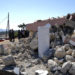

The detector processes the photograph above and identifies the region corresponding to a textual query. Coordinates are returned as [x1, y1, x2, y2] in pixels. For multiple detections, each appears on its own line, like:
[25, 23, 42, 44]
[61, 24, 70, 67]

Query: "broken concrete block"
[3, 55, 16, 66]
[35, 70, 48, 75]
[38, 26, 50, 58]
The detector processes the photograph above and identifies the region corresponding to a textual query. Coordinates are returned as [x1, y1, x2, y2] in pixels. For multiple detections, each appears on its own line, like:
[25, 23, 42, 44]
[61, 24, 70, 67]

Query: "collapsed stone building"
[0, 13, 75, 75]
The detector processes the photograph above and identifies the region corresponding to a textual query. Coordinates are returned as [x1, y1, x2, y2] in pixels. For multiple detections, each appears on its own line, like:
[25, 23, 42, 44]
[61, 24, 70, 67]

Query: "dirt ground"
[0, 39, 19, 45]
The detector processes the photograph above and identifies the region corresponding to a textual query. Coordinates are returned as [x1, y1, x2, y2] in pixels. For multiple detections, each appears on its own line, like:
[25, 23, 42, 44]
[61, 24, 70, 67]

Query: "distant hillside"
[0, 29, 6, 32]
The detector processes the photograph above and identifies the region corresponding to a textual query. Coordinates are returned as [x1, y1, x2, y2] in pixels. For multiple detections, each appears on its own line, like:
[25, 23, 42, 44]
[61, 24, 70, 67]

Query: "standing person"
[9, 29, 15, 42]
[18, 30, 21, 40]
[21, 30, 25, 38]
[9, 30, 12, 42]
[12, 29, 15, 42]
[21, 29, 23, 38]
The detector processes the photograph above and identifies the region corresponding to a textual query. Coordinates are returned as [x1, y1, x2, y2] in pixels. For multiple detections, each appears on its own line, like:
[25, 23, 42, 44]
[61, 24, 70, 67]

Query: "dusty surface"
[0, 39, 18, 45]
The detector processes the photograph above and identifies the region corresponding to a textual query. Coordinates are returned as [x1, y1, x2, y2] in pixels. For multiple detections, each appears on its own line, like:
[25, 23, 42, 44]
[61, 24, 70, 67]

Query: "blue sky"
[0, 0, 75, 29]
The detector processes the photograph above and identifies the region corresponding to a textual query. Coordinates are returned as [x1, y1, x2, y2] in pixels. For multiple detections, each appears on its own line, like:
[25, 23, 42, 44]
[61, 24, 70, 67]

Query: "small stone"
[55, 48, 66, 58]
[2, 55, 16, 66]
[48, 59, 58, 71]
[54, 57, 59, 64]
[26, 63, 32, 68]
[0, 45, 4, 54]
[52, 66, 62, 72]
[66, 49, 72, 55]
[65, 55, 75, 62]
[54, 71, 63, 75]
[58, 59, 64, 64]
[35, 70, 48, 75]
[43, 49, 55, 59]
[69, 62, 75, 75]
[13, 67, 20, 75]
[31, 59, 40, 65]
[61, 61, 72, 74]
[30, 38, 38, 50]
[0, 59, 3, 64]
[21, 72, 28, 75]
[64, 44, 70, 51]
[72, 50, 75, 58]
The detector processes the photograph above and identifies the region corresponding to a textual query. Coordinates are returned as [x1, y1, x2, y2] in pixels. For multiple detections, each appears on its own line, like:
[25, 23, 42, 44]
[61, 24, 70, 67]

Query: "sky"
[0, 0, 75, 30]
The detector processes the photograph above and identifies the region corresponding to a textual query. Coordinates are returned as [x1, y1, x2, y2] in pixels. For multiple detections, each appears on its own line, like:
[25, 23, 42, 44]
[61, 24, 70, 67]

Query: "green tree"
[18, 23, 26, 30]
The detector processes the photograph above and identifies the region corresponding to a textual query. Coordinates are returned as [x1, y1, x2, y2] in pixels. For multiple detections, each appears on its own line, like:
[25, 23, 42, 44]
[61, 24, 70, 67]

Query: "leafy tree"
[18, 23, 26, 30]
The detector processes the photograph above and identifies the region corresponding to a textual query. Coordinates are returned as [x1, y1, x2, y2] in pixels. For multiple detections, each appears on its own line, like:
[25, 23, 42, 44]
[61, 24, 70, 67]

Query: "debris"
[66, 49, 72, 55]
[48, 59, 58, 71]
[65, 55, 75, 62]
[61, 61, 72, 74]
[0, 45, 4, 55]
[21, 72, 28, 75]
[30, 38, 38, 50]
[13, 67, 20, 75]
[26, 63, 32, 68]
[54, 47, 66, 58]
[0, 70, 17, 75]
[1, 18, 75, 75]
[72, 50, 75, 58]
[44, 49, 55, 59]
[2, 55, 16, 66]
[35, 70, 48, 75]
[69, 62, 75, 75]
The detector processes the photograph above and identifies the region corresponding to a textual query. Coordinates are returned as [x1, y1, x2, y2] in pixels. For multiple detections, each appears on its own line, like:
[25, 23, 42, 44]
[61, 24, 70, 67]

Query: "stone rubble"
[69, 62, 75, 75]
[61, 61, 72, 74]
[54, 47, 66, 58]
[0, 37, 75, 75]
[2, 55, 16, 66]
[0, 20, 75, 75]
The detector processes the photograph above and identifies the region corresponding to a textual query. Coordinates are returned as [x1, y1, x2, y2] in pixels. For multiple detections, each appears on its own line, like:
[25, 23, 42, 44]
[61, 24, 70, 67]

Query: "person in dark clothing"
[18, 30, 21, 40]
[11, 29, 15, 42]
[9, 30, 12, 42]
[9, 29, 15, 42]
[21, 30, 25, 38]
[25, 30, 29, 38]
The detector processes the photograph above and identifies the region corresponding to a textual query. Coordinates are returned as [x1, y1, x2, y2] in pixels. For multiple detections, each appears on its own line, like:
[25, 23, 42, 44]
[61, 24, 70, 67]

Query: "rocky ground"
[0, 38, 48, 75]
[0, 37, 75, 75]
[0, 19, 75, 75]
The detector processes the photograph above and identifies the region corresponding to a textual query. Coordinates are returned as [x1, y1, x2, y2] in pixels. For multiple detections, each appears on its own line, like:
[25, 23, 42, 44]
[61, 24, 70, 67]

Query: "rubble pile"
[10, 38, 35, 61]
[47, 44, 75, 75]
[0, 19, 75, 75]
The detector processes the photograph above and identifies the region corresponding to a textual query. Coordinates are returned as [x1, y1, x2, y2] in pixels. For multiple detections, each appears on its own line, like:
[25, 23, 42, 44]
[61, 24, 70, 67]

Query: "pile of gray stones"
[0, 35, 75, 75]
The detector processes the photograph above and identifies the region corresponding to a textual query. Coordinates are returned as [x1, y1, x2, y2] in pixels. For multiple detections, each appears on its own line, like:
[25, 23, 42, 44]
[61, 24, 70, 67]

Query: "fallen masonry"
[0, 19, 75, 75]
